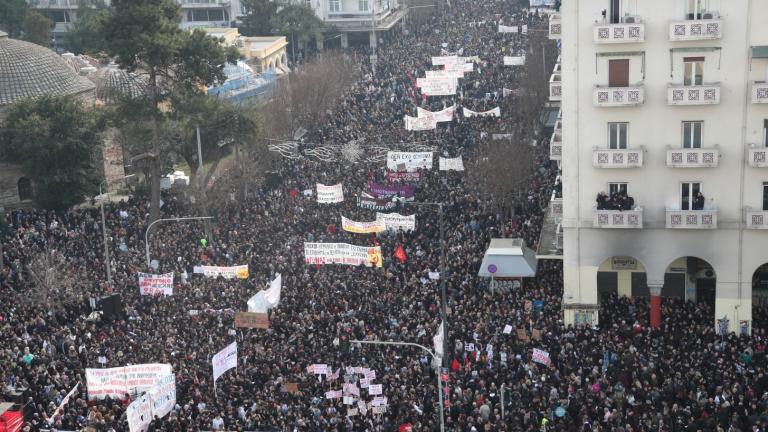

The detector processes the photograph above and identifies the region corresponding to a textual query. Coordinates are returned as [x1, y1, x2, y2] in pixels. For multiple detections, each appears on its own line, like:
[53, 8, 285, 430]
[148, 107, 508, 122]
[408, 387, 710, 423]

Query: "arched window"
[17, 177, 32, 201]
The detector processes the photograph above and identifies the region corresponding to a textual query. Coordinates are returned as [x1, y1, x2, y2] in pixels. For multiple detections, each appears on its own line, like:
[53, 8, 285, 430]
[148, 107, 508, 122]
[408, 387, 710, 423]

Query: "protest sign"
[282, 383, 299, 393]
[316, 183, 344, 203]
[416, 77, 458, 96]
[532, 348, 551, 366]
[212, 342, 237, 383]
[325, 390, 343, 399]
[503, 55, 526, 66]
[503, 324, 513, 334]
[341, 216, 386, 234]
[428, 271, 440, 280]
[462, 107, 501, 118]
[246, 273, 282, 313]
[357, 195, 398, 211]
[200, 265, 249, 280]
[404, 115, 437, 131]
[425, 69, 463, 80]
[498, 24, 519, 33]
[516, 329, 529, 342]
[439, 156, 465, 171]
[234, 311, 270, 329]
[444, 62, 473, 74]
[147, 374, 176, 419]
[304, 243, 383, 268]
[532, 329, 542, 340]
[138, 272, 174, 296]
[367, 182, 414, 199]
[386, 151, 433, 171]
[85, 364, 173, 400]
[417, 105, 456, 123]
[45, 383, 79, 425]
[386, 171, 421, 182]
[431, 55, 459, 65]
[127, 393, 151, 432]
[368, 384, 383, 395]
[376, 212, 416, 231]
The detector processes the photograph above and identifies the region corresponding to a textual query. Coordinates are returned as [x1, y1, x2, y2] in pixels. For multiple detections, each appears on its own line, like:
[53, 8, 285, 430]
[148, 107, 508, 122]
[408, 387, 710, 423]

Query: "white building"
[556, 0, 768, 333]
[305, 0, 405, 49]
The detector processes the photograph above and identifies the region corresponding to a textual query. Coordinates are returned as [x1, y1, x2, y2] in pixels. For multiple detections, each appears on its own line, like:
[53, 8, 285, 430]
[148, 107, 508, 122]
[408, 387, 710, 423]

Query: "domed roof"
[90, 63, 148, 104]
[0, 32, 96, 107]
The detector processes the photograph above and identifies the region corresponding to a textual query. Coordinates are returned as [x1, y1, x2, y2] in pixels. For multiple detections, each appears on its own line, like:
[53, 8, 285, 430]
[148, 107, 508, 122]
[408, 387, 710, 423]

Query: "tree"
[467, 136, 535, 215]
[65, 0, 111, 55]
[239, 0, 277, 37]
[0, 0, 28, 37]
[270, 3, 324, 59]
[101, 0, 240, 223]
[0, 96, 103, 210]
[23, 248, 84, 309]
[22, 10, 52, 47]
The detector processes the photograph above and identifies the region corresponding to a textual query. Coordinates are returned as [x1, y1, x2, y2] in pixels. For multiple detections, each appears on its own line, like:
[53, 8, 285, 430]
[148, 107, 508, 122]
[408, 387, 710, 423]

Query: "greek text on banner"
[138, 272, 174, 296]
[341, 216, 386, 234]
[304, 243, 383, 268]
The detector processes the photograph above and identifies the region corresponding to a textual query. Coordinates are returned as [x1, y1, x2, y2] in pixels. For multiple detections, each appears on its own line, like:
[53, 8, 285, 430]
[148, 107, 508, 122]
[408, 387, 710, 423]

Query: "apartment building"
[554, 0, 768, 333]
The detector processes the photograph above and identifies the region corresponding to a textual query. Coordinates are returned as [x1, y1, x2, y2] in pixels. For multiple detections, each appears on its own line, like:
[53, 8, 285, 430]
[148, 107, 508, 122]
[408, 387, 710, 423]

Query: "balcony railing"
[549, 130, 562, 161]
[593, 21, 645, 44]
[748, 146, 768, 168]
[666, 147, 720, 168]
[549, 73, 562, 102]
[593, 148, 643, 168]
[28, 0, 77, 8]
[667, 84, 720, 105]
[550, 195, 563, 218]
[752, 82, 768, 104]
[746, 208, 768, 229]
[594, 208, 643, 229]
[549, 13, 561, 40]
[669, 18, 722, 41]
[666, 209, 718, 229]
[593, 85, 644, 107]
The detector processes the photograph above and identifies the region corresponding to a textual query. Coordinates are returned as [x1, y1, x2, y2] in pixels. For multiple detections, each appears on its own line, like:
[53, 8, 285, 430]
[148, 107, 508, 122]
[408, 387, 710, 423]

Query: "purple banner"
[367, 182, 415, 199]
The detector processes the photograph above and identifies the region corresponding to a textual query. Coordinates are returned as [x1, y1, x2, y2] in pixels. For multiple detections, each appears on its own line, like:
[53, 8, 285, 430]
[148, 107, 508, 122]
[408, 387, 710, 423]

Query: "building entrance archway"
[752, 263, 768, 332]
[663, 256, 716, 306]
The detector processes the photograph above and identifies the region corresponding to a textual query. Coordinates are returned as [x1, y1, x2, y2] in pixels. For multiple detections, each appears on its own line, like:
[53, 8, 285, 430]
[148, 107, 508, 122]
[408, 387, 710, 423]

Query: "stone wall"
[0, 162, 27, 207]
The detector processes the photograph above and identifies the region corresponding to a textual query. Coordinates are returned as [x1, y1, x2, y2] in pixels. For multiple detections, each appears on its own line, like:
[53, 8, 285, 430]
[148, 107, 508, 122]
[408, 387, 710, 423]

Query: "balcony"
[666, 209, 718, 229]
[27, 0, 77, 8]
[593, 85, 644, 107]
[549, 72, 562, 102]
[549, 129, 562, 161]
[548, 13, 561, 40]
[669, 18, 722, 41]
[748, 146, 768, 168]
[593, 148, 643, 168]
[594, 208, 643, 229]
[179, 0, 230, 6]
[593, 20, 645, 44]
[666, 147, 720, 168]
[746, 208, 768, 229]
[667, 84, 720, 105]
[752, 82, 768, 104]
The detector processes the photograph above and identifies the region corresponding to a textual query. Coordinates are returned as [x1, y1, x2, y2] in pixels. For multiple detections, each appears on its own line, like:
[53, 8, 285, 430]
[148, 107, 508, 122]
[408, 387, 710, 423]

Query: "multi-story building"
[306, 0, 405, 49]
[557, 0, 768, 333]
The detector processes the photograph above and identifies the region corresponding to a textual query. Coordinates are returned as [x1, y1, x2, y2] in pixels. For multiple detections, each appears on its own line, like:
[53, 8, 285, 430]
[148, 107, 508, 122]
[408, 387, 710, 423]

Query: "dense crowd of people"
[2, 0, 768, 431]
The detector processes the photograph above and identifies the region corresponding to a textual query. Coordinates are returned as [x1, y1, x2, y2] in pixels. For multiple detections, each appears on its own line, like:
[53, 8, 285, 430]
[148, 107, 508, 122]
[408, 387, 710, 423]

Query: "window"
[687, 0, 709, 19]
[763, 182, 768, 211]
[609, 0, 621, 24]
[189, 9, 227, 22]
[609, 183, 628, 197]
[359, 0, 369, 11]
[17, 178, 32, 201]
[329, 0, 340, 12]
[608, 123, 628, 149]
[681, 182, 702, 210]
[682, 121, 703, 149]
[684, 57, 704, 85]
[764, 119, 768, 147]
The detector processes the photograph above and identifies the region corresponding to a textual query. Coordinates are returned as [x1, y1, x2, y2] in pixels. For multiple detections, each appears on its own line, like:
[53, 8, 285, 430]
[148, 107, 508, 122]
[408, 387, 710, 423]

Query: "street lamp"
[404, 201, 448, 367]
[99, 174, 135, 291]
[350, 339, 445, 432]
[145, 216, 214, 267]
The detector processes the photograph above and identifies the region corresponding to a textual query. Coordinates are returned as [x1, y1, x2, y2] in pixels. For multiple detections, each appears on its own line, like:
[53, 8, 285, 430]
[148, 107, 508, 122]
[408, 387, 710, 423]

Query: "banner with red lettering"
[138, 272, 174, 296]
[85, 364, 173, 400]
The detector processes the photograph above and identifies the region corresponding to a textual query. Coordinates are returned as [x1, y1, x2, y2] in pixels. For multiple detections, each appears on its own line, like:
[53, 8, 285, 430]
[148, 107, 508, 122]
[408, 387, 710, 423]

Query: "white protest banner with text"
[498, 24, 519, 33]
[417, 105, 456, 123]
[341, 216, 386, 234]
[439, 156, 465, 171]
[316, 183, 344, 203]
[138, 272, 174, 296]
[403, 115, 437, 131]
[200, 265, 249, 280]
[127, 393, 152, 432]
[304, 243, 383, 268]
[86, 364, 173, 400]
[386, 151, 433, 171]
[212, 342, 238, 383]
[462, 107, 501, 118]
[375, 213, 416, 231]
[503, 55, 526, 66]
[147, 374, 176, 420]
[532, 348, 551, 366]
[431, 55, 459, 66]
[416, 77, 457, 96]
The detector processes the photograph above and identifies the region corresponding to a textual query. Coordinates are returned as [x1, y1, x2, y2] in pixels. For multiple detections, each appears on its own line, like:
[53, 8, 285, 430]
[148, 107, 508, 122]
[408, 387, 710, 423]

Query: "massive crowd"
[2, 0, 768, 431]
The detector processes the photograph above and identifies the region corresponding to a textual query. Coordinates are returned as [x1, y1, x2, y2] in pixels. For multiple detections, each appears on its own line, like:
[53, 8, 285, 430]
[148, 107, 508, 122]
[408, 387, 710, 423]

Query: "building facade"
[557, 0, 768, 333]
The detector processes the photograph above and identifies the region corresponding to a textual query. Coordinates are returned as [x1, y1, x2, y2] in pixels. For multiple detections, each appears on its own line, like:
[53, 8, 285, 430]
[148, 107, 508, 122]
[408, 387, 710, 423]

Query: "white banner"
[212, 342, 238, 383]
[147, 374, 176, 420]
[375, 213, 416, 231]
[247, 273, 282, 313]
[138, 272, 174, 296]
[431, 55, 459, 66]
[127, 393, 151, 432]
[433, 322, 444, 358]
[403, 115, 437, 131]
[200, 265, 248, 280]
[439, 156, 465, 171]
[503, 55, 526, 66]
[386, 151, 433, 171]
[425, 69, 463, 80]
[45, 383, 79, 425]
[462, 107, 501, 118]
[498, 24, 519, 33]
[304, 243, 383, 268]
[85, 364, 173, 400]
[417, 105, 456, 123]
[532, 348, 551, 366]
[316, 183, 344, 203]
[444, 62, 473, 73]
[416, 77, 457, 96]
[341, 216, 386, 234]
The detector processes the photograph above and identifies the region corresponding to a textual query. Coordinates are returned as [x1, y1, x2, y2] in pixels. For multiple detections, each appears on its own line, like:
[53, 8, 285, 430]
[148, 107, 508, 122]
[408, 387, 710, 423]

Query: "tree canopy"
[65, 0, 111, 55]
[239, 0, 278, 37]
[271, 3, 325, 44]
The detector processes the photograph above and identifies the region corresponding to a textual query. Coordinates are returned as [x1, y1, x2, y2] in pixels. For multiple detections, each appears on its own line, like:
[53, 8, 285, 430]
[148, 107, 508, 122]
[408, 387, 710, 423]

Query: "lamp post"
[350, 339, 445, 432]
[404, 201, 448, 367]
[145, 216, 214, 267]
[99, 175, 134, 291]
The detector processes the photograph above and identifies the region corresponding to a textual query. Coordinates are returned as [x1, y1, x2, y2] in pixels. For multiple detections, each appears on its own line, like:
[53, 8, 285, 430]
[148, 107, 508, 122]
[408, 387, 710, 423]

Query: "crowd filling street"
[3, 1, 768, 431]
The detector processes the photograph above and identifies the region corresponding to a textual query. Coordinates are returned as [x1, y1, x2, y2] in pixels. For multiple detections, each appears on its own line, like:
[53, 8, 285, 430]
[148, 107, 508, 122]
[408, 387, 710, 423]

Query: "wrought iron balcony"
[748, 146, 768, 168]
[667, 84, 720, 105]
[746, 208, 768, 229]
[669, 18, 722, 41]
[666, 209, 718, 229]
[593, 85, 644, 107]
[752, 82, 768, 104]
[549, 72, 562, 102]
[549, 130, 562, 161]
[594, 208, 643, 229]
[593, 148, 643, 168]
[593, 20, 645, 44]
[549, 13, 561, 40]
[666, 147, 720, 168]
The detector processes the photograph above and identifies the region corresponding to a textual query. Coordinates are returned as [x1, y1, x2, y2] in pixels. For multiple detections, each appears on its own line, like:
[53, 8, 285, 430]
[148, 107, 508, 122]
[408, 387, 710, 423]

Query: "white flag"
[247, 274, 282, 313]
[212, 342, 237, 382]
[433, 322, 444, 358]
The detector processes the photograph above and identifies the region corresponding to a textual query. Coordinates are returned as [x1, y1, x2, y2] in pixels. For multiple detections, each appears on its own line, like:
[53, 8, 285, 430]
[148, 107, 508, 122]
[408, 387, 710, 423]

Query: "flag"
[433, 322, 444, 358]
[212, 342, 237, 383]
[46, 383, 80, 424]
[393, 244, 407, 263]
[247, 274, 282, 313]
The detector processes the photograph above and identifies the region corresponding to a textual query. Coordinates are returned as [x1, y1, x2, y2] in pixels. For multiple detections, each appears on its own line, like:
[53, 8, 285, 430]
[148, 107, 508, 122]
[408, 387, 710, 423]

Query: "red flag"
[451, 358, 460, 372]
[393, 244, 407, 263]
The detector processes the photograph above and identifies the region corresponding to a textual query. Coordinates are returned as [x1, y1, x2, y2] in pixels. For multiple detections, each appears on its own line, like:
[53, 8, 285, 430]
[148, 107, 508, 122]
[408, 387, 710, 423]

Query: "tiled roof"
[90, 64, 148, 103]
[0, 35, 96, 106]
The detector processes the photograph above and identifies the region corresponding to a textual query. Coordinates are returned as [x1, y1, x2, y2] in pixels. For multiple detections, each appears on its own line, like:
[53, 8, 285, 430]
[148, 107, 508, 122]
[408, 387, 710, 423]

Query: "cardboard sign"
[282, 383, 299, 394]
[532, 329, 542, 340]
[517, 329, 529, 342]
[234, 311, 270, 329]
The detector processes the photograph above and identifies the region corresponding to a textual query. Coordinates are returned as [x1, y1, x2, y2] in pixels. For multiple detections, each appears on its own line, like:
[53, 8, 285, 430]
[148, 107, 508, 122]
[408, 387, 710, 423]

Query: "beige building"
[203, 28, 289, 73]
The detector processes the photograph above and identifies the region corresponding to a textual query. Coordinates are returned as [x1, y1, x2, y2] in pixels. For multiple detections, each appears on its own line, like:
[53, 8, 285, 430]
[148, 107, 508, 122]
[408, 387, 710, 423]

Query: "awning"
[478, 238, 538, 278]
[753, 46, 768, 59]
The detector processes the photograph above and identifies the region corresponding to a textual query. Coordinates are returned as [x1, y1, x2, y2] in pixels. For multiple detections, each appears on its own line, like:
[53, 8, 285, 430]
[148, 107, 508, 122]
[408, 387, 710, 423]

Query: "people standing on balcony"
[596, 191, 610, 209]
[693, 191, 706, 210]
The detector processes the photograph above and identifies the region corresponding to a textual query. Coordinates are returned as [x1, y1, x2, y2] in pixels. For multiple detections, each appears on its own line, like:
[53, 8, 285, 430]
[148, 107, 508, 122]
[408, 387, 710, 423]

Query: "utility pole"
[370, 0, 377, 74]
